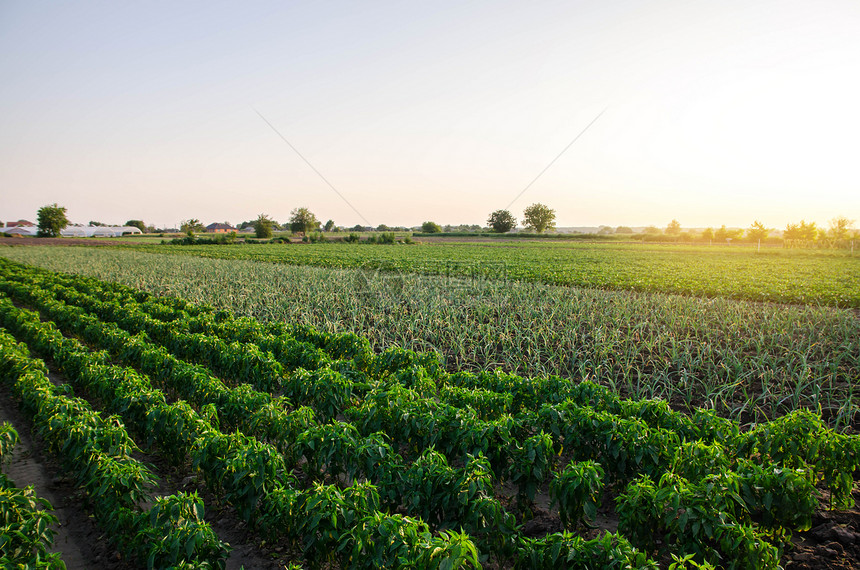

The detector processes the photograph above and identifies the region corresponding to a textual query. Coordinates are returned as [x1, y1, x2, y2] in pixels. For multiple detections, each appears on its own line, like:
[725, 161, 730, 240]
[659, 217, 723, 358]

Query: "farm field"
[0, 256, 859, 569]
[119, 240, 860, 308]
[2, 245, 858, 430]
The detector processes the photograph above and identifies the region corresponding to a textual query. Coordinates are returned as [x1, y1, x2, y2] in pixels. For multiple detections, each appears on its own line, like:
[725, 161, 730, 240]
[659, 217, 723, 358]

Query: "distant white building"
[4, 226, 37, 236]
[61, 226, 89, 238]
[60, 226, 142, 238]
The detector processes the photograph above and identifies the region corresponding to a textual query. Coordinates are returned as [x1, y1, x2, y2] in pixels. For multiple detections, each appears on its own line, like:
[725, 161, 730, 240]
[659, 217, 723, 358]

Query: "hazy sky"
[2, 0, 859, 229]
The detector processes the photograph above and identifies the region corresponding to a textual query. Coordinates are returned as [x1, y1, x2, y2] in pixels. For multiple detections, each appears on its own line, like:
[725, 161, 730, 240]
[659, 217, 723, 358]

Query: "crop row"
[0, 422, 65, 569]
[0, 328, 229, 569]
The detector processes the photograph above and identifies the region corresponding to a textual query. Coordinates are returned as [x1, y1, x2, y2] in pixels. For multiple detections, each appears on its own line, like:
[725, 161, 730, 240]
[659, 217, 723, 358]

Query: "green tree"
[487, 209, 516, 233]
[828, 216, 855, 240]
[715, 225, 743, 242]
[783, 222, 801, 240]
[180, 219, 205, 235]
[643, 225, 662, 235]
[522, 203, 556, 233]
[36, 203, 69, 237]
[784, 220, 818, 241]
[746, 220, 770, 242]
[253, 213, 274, 238]
[88, 220, 106, 227]
[700, 227, 715, 241]
[421, 221, 442, 233]
[324, 219, 335, 232]
[666, 219, 682, 236]
[125, 220, 146, 232]
[615, 226, 633, 234]
[290, 207, 319, 234]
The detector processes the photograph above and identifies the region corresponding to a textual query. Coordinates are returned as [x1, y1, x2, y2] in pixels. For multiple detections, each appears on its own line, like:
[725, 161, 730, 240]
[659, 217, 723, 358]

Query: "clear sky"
[2, 0, 859, 230]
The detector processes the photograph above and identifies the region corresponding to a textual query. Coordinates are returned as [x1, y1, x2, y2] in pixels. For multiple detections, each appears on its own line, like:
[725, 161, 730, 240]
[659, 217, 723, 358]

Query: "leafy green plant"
[549, 460, 604, 529]
[515, 531, 657, 569]
[0, 477, 65, 569]
[133, 492, 230, 569]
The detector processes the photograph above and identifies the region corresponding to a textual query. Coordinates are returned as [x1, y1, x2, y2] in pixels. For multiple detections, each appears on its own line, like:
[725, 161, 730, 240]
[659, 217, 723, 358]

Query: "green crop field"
[1, 255, 859, 569]
[2, 245, 858, 430]
[116, 240, 860, 307]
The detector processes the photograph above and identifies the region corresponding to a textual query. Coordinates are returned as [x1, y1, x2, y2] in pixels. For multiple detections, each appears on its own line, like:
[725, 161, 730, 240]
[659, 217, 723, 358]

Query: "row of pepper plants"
[2, 258, 859, 568]
[0, 328, 229, 569]
[0, 421, 65, 569]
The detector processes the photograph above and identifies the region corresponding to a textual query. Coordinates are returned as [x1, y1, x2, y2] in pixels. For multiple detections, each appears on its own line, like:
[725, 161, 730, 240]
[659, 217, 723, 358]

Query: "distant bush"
[166, 232, 237, 246]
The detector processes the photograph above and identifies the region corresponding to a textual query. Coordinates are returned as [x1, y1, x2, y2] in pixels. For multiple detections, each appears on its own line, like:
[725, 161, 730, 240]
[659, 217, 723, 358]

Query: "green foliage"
[784, 220, 818, 241]
[36, 203, 69, 237]
[516, 531, 657, 569]
[290, 207, 319, 234]
[421, 221, 442, 233]
[0, 479, 65, 569]
[506, 432, 554, 510]
[134, 492, 230, 569]
[125, 220, 146, 232]
[180, 219, 205, 235]
[746, 220, 770, 242]
[550, 460, 605, 529]
[522, 203, 555, 233]
[0, 423, 18, 461]
[828, 216, 855, 240]
[617, 472, 781, 569]
[487, 209, 516, 233]
[253, 213, 274, 238]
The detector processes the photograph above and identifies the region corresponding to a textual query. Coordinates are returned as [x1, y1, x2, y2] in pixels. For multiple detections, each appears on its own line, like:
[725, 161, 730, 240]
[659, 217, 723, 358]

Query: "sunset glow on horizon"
[2, 0, 858, 230]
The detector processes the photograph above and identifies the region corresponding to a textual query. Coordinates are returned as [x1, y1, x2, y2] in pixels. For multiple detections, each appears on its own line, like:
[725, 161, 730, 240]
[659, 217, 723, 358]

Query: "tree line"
[17, 203, 858, 245]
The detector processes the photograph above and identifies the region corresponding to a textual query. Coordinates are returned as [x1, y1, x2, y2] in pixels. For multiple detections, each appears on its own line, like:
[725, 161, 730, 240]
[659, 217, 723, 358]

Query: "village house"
[206, 223, 236, 233]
